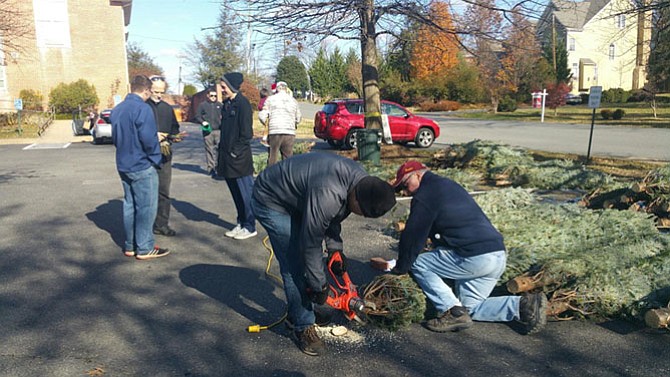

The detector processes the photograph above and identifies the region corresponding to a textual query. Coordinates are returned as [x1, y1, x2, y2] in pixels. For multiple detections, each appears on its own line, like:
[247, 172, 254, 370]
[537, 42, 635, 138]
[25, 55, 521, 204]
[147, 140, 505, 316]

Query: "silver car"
[91, 109, 112, 144]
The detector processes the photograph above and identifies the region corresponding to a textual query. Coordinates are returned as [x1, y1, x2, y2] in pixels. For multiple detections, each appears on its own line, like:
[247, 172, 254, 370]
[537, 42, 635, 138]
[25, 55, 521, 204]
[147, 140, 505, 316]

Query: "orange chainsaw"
[324, 250, 375, 323]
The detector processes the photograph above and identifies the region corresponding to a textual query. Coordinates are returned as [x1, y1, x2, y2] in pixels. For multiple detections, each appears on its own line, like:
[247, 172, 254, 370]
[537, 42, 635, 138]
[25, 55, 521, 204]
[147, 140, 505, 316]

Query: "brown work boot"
[292, 325, 326, 356]
[425, 306, 473, 333]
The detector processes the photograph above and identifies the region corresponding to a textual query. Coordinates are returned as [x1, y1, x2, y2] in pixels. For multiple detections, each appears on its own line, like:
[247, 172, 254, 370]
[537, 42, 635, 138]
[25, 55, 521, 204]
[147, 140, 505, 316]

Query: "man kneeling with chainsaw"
[390, 161, 548, 335]
[251, 153, 396, 356]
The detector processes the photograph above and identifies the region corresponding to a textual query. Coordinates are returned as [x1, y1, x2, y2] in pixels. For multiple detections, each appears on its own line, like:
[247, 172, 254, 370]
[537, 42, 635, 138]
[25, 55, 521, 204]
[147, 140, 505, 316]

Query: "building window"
[609, 44, 615, 60]
[569, 38, 575, 51]
[33, 0, 71, 48]
[616, 15, 626, 29]
[572, 63, 579, 79]
[594, 66, 598, 82]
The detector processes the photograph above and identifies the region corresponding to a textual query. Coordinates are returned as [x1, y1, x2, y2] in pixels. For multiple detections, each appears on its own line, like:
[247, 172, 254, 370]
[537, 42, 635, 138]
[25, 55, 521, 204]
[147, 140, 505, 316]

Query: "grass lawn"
[453, 102, 670, 128]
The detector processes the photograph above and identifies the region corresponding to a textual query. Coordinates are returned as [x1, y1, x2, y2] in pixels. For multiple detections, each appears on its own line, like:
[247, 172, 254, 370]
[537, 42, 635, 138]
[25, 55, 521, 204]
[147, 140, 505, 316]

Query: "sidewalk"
[0, 119, 92, 145]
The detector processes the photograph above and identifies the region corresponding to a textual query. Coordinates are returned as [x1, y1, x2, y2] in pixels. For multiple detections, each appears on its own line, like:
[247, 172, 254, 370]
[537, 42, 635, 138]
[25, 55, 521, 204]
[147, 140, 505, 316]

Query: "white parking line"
[23, 143, 71, 150]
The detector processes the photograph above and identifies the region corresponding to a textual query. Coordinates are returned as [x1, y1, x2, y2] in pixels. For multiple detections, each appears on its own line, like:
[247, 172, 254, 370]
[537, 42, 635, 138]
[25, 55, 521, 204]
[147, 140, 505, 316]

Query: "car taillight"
[97, 118, 106, 124]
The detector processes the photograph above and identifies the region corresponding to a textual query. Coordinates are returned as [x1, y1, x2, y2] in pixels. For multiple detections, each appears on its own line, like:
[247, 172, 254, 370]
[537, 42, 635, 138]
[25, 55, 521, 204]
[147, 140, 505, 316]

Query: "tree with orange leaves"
[410, 1, 459, 82]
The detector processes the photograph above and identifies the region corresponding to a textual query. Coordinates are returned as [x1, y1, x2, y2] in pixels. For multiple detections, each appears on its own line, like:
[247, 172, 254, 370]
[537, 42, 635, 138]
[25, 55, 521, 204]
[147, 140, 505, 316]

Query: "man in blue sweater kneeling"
[390, 161, 547, 335]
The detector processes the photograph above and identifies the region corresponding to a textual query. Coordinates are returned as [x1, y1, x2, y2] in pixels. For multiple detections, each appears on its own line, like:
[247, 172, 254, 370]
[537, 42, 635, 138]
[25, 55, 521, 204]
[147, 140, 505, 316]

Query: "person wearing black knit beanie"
[251, 153, 396, 356]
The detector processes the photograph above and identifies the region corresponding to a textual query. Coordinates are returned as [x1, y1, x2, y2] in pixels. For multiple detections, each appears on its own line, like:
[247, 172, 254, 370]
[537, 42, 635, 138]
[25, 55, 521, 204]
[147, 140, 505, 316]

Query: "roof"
[551, 0, 610, 30]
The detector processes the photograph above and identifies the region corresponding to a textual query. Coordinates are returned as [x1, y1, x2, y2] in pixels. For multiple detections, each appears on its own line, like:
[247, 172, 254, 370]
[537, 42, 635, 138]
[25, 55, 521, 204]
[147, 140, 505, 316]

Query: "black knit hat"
[220, 72, 243, 93]
[355, 176, 396, 218]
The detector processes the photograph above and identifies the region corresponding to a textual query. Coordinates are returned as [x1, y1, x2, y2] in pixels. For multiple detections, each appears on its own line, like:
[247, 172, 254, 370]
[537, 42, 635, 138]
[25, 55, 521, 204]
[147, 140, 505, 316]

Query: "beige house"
[0, 0, 132, 111]
[537, 0, 650, 94]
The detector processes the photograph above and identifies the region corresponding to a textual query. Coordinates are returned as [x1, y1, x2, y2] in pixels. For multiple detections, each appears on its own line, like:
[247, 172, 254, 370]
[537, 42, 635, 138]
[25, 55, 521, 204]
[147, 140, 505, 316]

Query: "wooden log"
[657, 217, 670, 228]
[644, 308, 670, 329]
[546, 300, 572, 317]
[507, 274, 543, 294]
[631, 182, 647, 193]
[394, 221, 405, 233]
[495, 179, 512, 187]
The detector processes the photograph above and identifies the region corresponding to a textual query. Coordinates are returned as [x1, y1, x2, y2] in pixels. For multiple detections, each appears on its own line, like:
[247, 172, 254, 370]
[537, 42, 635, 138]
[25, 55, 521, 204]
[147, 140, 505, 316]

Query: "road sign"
[588, 86, 602, 109]
[14, 98, 23, 110]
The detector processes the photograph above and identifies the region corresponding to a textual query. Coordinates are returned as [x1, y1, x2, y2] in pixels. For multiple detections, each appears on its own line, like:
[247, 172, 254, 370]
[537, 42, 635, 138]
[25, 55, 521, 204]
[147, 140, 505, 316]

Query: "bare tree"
[0, 0, 32, 61]
[223, 0, 542, 131]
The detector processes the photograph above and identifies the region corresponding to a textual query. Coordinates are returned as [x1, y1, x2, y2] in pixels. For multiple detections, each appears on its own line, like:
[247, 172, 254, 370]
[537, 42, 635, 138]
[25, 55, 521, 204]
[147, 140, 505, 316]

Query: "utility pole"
[552, 14, 557, 73]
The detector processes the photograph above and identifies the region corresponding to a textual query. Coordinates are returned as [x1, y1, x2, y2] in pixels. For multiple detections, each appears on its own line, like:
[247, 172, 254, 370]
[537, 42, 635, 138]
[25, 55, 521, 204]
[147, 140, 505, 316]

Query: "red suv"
[313, 99, 440, 149]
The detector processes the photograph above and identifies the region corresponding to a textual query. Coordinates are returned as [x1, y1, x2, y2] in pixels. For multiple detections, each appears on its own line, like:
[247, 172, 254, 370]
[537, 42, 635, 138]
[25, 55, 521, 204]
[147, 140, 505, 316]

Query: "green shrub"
[612, 109, 626, 120]
[419, 100, 461, 112]
[183, 84, 197, 97]
[602, 88, 631, 103]
[48, 79, 98, 114]
[497, 96, 517, 112]
[601, 109, 613, 120]
[19, 89, 44, 111]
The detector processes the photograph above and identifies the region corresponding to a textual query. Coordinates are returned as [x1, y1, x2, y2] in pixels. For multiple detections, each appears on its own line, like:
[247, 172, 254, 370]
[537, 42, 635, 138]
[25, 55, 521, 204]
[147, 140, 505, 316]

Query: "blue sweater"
[394, 172, 505, 274]
[111, 94, 161, 173]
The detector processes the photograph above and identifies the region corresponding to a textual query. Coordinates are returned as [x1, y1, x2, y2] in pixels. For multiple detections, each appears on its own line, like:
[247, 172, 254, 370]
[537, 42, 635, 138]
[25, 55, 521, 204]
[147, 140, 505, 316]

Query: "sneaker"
[153, 226, 176, 237]
[225, 224, 243, 238]
[425, 306, 473, 333]
[519, 292, 548, 335]
[233, 228, 257, 240]
[292, 325, 326, 356]
[135, 247, 170, 260]
[124, 250, 135, 257]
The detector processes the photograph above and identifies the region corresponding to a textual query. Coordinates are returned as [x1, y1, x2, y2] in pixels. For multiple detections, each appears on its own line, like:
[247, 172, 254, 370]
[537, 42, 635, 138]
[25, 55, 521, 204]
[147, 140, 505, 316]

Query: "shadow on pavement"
[172, 198, 233, 229]
[85, 199, 124, 249]
[180, 264, 286, 331]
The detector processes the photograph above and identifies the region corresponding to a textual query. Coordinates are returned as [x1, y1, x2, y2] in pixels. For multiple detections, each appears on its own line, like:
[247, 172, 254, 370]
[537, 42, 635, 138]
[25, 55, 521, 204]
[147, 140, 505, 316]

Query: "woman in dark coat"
[217, 72, 257, 240]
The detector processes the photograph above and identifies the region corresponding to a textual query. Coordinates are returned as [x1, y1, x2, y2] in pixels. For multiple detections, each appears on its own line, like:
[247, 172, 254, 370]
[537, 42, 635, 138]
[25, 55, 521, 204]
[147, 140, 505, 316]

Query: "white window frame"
[609, 44, 615, 60]
[572, 63, 579, 79]
[33, 0, 71, 48]
[616, 15, 626, 29]
[569, 38, 575, 51]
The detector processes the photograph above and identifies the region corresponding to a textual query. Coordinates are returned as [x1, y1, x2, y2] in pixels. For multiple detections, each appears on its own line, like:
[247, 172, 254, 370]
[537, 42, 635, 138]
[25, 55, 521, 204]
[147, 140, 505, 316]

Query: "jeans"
[203, 130, 220, 171]
[155, 156, 172, 230]
[225, 175, 256, 232]
[412, 248, 520, 322]
[251, 196, 314, 331]
[119, 166, 159, 253]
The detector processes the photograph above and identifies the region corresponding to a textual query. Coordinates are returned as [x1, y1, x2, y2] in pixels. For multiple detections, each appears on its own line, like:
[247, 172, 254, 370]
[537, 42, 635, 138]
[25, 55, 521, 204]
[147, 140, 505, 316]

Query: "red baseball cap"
[391, 160, 427, 188]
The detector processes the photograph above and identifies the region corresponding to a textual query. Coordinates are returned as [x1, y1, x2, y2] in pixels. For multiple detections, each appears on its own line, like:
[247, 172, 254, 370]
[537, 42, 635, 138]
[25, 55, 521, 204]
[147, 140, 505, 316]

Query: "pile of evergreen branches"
[476, 188, 670, 321]
[431, 140, 620, 191]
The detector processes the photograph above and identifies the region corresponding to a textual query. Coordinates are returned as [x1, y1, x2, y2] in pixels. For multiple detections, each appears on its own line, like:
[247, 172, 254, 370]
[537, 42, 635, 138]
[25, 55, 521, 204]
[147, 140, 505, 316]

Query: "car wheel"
[344, 129, 358, 150]
[414, 127, 435, 148]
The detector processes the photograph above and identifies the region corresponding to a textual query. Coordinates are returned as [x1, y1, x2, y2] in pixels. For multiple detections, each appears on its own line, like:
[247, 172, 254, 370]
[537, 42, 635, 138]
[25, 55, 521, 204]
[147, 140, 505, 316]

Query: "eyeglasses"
[208, 94, 217, 98]
[149, 76, 165, 82]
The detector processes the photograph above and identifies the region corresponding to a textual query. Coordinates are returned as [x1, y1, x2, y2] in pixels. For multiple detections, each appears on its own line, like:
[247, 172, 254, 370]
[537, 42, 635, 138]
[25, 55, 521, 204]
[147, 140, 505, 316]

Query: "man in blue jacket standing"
[390, 161, 546, 334]
[111, 75, 169, 260]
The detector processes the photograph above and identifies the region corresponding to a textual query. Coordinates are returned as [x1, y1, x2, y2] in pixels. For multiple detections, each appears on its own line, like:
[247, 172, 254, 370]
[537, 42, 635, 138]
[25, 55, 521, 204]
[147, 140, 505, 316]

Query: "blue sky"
[127, 0, 226, 93]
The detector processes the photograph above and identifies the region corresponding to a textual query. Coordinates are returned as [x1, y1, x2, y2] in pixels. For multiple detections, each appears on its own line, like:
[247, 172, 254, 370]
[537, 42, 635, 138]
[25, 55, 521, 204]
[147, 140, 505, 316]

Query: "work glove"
[306, 284, 329, 305]
[327, 250, 347, 276]
[201, 121, 211, 133]
[160, 140, 171, 156]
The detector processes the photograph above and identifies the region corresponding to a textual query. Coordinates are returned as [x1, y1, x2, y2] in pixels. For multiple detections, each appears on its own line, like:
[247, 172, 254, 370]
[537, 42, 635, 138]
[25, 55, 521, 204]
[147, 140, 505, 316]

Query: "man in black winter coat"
[195, 88, 222, 176]
[217, 72, 257, 240]
[146, 76, 181, 237]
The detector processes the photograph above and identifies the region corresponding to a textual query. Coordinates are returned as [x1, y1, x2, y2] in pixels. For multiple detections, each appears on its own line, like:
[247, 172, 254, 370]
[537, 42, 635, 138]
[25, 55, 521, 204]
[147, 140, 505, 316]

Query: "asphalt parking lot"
[0, 122, 667, 376]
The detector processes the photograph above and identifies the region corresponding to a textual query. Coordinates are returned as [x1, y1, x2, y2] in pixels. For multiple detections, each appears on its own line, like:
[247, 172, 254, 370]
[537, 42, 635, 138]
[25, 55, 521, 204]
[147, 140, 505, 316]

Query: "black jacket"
[195, 100, 222, 130]
[146, 100, 180, 134]
[217, 93, 253, 178]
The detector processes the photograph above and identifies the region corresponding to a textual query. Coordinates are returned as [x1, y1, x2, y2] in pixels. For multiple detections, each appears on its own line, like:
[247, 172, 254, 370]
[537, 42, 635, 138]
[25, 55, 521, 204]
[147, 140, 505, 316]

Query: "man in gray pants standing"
[195, 88, 222, 177]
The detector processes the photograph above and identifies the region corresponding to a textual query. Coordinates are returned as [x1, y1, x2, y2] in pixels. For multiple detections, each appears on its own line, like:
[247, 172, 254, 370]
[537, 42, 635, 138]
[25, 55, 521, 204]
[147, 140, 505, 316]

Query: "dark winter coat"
[217, 93, 254, 178]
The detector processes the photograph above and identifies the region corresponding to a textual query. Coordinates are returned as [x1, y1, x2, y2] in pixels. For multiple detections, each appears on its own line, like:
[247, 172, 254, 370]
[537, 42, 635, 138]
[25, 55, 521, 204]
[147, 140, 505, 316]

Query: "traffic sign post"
[586, 86, 602, 164]
[14, 99, 23, 136]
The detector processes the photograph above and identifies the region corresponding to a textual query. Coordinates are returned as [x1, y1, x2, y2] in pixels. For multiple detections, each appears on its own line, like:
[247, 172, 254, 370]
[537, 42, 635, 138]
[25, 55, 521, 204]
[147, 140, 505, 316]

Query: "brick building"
[0, 0, 131, 111]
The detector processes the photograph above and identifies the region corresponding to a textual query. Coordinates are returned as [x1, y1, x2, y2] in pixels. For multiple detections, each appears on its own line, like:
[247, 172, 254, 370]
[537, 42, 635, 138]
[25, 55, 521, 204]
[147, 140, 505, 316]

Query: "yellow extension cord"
[246, 236, 288, 332]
